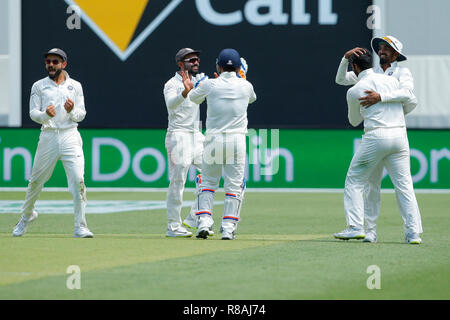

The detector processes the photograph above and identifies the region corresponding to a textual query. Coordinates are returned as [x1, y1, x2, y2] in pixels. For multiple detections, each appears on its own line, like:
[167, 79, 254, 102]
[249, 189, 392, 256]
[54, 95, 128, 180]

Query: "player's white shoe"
[166, 225, 193, 238]
[74, 226, 94, 238]
[12, 211, 38, 237]
[183, 212, 199, 230]
[405, 232, 422, 244]
[220, 223, 236, 240]
[333, 227, 365, 240]
[363, 232, 377, 243]
[196, 215, 214, 239]
[196, 227, 215, 239]
[195, 221, 215, 238]
[221, 230, 235, 240]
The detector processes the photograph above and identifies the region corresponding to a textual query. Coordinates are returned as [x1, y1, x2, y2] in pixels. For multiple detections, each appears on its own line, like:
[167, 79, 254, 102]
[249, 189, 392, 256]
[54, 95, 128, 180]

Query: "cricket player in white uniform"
[335, 35, 422, 243]
[13, 48, 93, 238]
[163, 48, 209, 237]
[180, 48, 256, 240]
[333, 50, 423, 244]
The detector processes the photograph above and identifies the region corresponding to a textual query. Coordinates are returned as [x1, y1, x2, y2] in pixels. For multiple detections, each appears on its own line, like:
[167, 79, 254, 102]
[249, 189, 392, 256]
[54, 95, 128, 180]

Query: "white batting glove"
[194, 73, 208, 88]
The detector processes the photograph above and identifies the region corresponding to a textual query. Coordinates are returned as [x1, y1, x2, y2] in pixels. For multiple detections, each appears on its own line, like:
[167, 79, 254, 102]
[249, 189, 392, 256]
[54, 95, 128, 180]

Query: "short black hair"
[222, 65, 238, 72]
[349, 49, 372, 71]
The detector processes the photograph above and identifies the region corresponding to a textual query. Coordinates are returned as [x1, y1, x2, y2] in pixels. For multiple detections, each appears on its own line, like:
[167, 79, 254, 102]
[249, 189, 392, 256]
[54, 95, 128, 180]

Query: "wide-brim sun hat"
[371, 35, 407, 61]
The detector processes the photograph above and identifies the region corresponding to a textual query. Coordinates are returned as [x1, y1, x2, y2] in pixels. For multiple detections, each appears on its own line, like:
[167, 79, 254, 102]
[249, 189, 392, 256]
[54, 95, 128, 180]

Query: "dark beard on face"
[184, 63, 199, 76]
[379, 57, 388, 65]
[48, 68, 62, 79]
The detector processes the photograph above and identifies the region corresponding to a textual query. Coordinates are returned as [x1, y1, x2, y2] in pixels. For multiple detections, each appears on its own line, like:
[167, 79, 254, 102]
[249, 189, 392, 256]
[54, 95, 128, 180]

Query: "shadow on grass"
[0, 233, 411, 245]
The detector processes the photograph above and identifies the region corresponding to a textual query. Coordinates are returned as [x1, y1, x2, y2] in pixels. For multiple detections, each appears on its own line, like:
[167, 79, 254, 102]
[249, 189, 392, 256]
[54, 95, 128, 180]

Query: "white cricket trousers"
[344, 128, 423, 235]
[363, 163, 383, 234]
[363, 162, 422, 234]
[22, 127, 88, 228]
[196, 133, 246, 230]
[165, 131, 204, 229]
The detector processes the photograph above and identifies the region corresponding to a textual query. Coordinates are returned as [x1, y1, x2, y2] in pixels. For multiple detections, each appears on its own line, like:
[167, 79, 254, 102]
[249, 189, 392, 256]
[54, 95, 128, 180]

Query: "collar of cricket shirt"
[175, 71, 193, 81]
[384, 61, 398, 74]
[46, 70, 71, 86]
[357, 68, 374, 80]
[220, 71, 237, 78]
[374, 61, 398, 75]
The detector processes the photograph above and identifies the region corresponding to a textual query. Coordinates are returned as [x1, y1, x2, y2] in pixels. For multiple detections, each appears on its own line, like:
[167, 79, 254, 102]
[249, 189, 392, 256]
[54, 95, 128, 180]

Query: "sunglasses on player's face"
[45, 59, 62, 65]
[183, 57, 200, 64]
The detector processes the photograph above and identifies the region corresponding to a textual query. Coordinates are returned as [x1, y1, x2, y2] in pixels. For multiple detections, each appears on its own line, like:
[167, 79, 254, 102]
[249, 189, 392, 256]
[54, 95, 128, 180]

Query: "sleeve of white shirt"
[29, 82, 52, 124]
[189, 79, 212, 104]
[247, 81, 257, 104]
[335, 57, 358, 86]
[380, 67, 414, 104]
[69, 82, 87, 122]
[163, 80, 185, 111]
[403, 92, 418, 115]
[346, 88, 364, 127]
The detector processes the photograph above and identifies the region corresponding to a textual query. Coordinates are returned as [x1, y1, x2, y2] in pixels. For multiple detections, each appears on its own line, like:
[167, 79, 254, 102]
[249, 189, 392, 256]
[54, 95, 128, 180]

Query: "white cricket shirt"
[346, 69, 417, 130]
[188, 72, 256, 134]
[336, 57, 415, 112]
[29, 71, 86, 130]
[163, 72, 206, 132]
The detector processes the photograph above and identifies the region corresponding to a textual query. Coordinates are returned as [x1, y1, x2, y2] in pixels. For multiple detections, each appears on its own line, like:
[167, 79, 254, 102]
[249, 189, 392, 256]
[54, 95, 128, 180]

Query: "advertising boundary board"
[0, 128, 449, 189]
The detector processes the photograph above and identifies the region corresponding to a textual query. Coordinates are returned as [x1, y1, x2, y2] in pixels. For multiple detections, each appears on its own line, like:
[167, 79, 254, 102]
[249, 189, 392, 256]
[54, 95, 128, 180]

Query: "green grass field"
[0, 190, 449, 300]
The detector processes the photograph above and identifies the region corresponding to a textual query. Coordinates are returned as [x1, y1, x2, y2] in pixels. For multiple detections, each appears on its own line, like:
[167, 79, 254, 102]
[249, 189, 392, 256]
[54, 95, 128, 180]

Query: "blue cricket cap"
[216, 48, 240, 69]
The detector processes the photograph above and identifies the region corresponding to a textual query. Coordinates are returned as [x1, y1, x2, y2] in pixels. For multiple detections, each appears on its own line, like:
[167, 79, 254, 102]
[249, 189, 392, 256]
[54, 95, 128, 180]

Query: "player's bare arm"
[46, 105, 56, 117]
[359, 90, 381, 107]
[344, 47, 367, 59]
[64, 98, 74, 113]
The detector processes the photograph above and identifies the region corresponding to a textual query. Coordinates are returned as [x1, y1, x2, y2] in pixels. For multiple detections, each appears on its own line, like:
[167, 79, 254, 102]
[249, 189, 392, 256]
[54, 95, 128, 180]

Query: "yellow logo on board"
[64, 0, 183, 61]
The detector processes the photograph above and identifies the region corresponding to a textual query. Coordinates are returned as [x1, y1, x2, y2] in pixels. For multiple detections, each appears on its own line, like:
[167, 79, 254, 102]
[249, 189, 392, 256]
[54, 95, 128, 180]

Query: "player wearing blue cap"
[180, 48, 256, 240]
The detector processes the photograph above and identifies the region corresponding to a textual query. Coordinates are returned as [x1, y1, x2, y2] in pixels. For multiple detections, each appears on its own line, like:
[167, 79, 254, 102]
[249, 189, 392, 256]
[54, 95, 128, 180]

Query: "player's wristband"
[237, 69, 246, 79]
[194, 75, 208, 88]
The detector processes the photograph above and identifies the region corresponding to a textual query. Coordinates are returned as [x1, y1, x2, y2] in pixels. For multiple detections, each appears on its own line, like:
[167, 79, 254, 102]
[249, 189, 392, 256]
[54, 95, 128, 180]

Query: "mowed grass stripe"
[0, 233, 328, 286]
[0, 191, 448, 299]
[1, 237, 448, 300]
